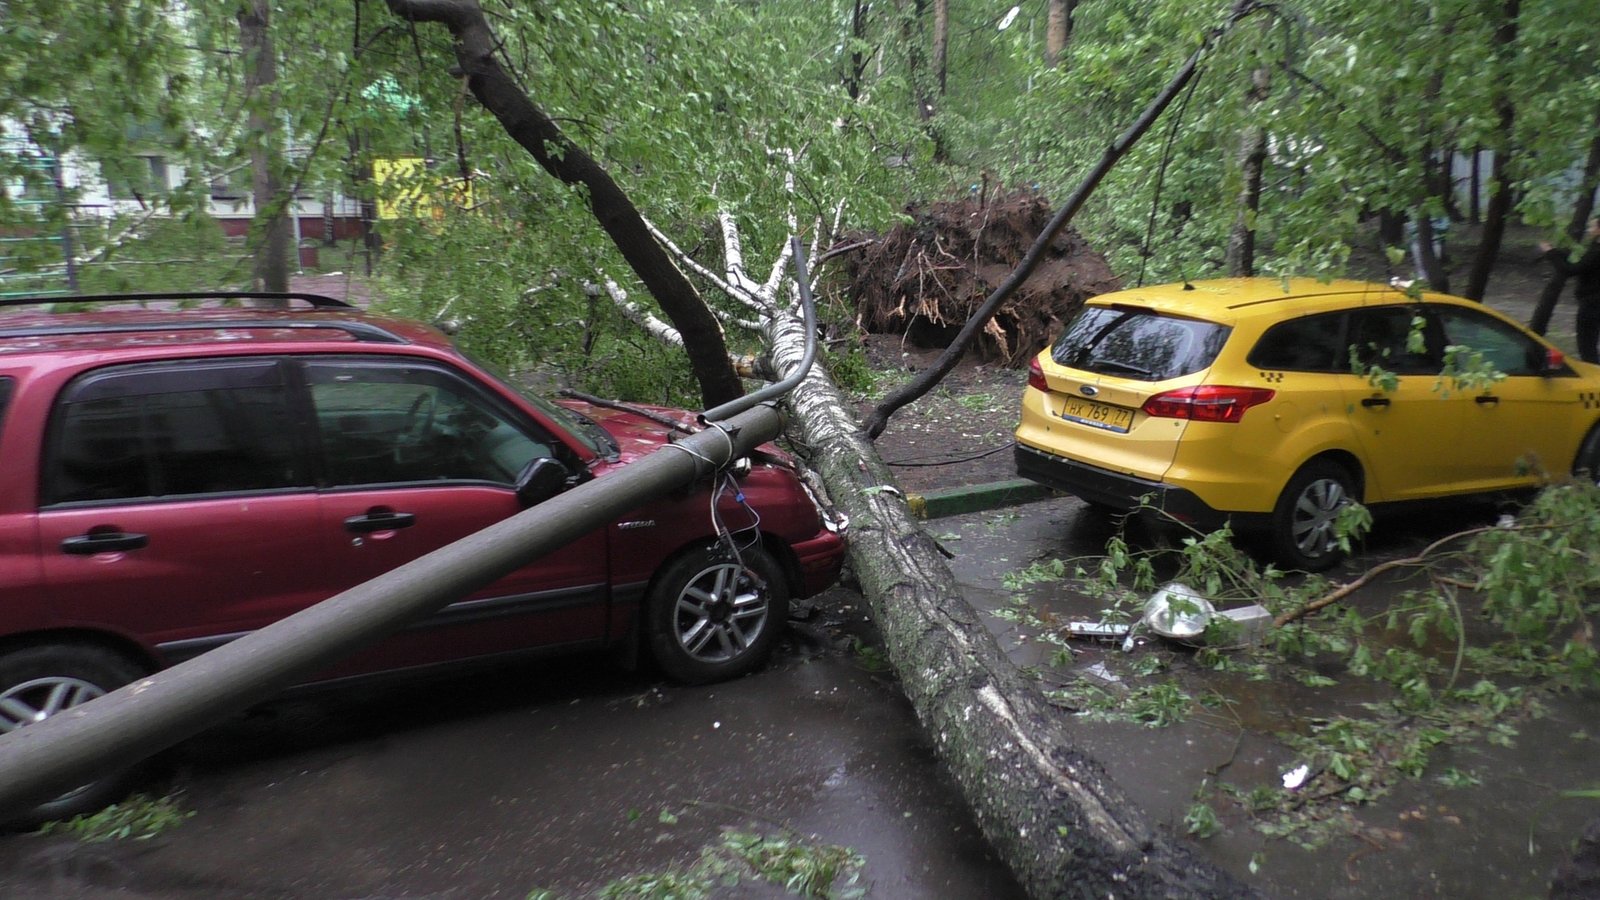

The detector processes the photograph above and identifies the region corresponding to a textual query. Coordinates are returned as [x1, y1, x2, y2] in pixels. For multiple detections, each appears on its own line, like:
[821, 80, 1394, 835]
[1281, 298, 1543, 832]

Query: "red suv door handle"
[61, 532, 149, 555]
[344, 510, 417, 533]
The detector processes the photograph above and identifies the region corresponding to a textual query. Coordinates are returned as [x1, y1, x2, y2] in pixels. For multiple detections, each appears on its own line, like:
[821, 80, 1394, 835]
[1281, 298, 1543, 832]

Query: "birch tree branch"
[718, 210, 751, 293]
[597, 276, 682, 347]
[748, 229, 1254, 899]
[641, 216, 765, 314]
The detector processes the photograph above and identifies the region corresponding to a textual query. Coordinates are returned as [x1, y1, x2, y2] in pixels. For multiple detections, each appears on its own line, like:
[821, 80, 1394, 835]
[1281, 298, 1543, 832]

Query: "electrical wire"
[1136, 63, 1208, 289]
[661, 426, 758, 572]
[884, 440, 1016, 468]
[709, 470, 761, 561]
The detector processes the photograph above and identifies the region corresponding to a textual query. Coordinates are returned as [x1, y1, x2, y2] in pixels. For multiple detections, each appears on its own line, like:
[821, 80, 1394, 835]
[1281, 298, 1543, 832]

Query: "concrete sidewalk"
[904, 475, 1052, 519]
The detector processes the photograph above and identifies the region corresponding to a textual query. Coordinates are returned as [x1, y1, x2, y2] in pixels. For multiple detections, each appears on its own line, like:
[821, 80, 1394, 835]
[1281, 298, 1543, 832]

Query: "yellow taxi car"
[1014, 278, 1600, 570]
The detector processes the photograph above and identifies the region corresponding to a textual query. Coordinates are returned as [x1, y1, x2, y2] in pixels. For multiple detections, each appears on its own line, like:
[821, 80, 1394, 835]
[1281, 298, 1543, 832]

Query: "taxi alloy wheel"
[1270, 460, 1356, 573]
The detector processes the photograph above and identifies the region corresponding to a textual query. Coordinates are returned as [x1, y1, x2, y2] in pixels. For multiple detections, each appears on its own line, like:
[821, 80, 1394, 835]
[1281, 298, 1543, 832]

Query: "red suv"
[0, 293, 845, 822]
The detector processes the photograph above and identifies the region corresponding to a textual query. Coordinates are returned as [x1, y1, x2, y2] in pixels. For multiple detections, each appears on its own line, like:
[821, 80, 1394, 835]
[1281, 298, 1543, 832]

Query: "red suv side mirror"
[515, 457, 571, 506]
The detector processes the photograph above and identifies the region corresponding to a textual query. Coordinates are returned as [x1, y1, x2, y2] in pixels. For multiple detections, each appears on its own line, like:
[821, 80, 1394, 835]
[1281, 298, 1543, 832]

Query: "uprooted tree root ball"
[844, 188, 1122, 367]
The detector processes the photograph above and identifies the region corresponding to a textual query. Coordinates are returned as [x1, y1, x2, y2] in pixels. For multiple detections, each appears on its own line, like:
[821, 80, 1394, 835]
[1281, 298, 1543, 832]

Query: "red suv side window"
[302, 358, 555, 487]
[42, 360, 306, 505]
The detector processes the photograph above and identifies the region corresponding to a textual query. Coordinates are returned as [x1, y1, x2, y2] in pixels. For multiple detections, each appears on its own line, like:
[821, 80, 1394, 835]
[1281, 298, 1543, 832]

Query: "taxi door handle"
[1360, 397, 1390, 408]
[1475, 395, 1500, 406]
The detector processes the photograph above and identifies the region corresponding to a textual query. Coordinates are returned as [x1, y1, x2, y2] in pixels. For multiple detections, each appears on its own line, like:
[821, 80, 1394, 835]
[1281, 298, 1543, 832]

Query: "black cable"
[884, 440, 1016, 468]
[1136, 63, 1208, 288]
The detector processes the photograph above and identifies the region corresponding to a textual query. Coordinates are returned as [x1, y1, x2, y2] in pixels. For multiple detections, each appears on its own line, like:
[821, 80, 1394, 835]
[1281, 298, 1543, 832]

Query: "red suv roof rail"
[0, 291, 354, 310]
[0, 318, 409, 344]
[0, 292, 407, 344]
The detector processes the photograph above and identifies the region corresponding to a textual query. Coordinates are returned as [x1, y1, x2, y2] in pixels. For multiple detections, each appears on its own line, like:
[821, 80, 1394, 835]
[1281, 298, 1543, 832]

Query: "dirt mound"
[844, 189, 1120, 367]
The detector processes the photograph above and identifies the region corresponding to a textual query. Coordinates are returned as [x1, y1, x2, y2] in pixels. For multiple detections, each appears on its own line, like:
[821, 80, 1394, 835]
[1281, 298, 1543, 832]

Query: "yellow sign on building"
[373, 158, 473, 220]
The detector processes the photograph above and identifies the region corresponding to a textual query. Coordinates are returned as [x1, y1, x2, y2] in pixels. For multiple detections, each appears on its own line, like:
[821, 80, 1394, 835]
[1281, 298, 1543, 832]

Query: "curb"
[905, 479, 1056, 519]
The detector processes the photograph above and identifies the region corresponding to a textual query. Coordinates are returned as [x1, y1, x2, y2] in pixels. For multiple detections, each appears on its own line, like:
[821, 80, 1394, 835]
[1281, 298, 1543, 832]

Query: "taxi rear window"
[1050, 306, 1229, 381]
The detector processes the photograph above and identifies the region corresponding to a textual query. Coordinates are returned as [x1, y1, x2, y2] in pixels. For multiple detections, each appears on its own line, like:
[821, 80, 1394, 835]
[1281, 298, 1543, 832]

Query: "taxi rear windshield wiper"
[1090, 359, 1155, 377]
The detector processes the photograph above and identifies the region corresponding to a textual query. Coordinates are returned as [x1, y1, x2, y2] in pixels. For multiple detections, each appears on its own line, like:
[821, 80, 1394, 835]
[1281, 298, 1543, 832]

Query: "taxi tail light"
[1142, 385, 1275, 423]
[1028, 357, 1049, 392]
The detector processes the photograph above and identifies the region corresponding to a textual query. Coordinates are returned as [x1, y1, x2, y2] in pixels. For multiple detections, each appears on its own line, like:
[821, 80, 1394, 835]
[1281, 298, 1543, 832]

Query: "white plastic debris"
[1082, 662, 1122, 685]
[1212, 604, 1273, 645]
[1282, 764, 1311, 790]
[1066, 621, 1133, 641]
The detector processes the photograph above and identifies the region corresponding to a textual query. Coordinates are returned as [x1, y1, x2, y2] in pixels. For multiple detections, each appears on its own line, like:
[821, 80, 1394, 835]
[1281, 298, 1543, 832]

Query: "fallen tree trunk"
[761, 294, 1257, 899]
[632, 210, 1257, 894]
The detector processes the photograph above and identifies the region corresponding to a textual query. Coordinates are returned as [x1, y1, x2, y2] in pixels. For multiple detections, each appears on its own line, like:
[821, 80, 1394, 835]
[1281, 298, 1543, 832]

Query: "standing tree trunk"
[1463, 0, 1521, 301]
[1044, 0, 1076, 69]
[1226, 63, 1270, 276]
[240, 0, 291, 296]
[1412, 189, 1450, 292]
[1408, 9, 1455, 294]
[1566, 111, 1600, 241]
[843, 0, 871, 100]
[347, 130, 381, 276]
[1469, 146, 1482, 223]
[932, 0, 949, 96]
[1531, 111, 1600, 333]
[384, 0, 744, 410]
[1529, 268, 1567, 336]
[45, 143, 81, 293]
[897, 0, 945, 160]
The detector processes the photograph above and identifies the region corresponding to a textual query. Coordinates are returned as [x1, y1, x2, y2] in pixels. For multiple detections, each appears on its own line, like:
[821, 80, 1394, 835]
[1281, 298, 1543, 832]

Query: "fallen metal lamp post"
[0, 402, 786, 819]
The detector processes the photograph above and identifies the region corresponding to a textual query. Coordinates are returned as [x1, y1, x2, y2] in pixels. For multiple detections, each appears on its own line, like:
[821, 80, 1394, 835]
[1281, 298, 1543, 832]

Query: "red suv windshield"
[458, 348, 614, 456]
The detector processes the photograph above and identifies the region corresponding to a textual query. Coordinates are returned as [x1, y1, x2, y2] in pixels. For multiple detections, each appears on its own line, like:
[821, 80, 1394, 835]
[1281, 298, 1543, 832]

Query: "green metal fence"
[0, 141, 78, 299]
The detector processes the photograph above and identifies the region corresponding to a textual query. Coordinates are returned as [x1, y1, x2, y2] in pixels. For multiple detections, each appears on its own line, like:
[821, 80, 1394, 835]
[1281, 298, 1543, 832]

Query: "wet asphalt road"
[2, 493, 1596, 899]
[0, 591, 1026, 899]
